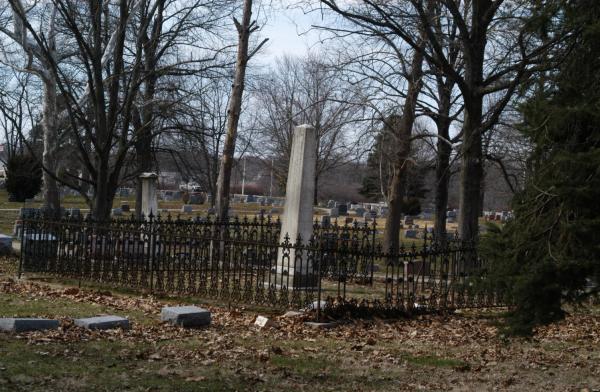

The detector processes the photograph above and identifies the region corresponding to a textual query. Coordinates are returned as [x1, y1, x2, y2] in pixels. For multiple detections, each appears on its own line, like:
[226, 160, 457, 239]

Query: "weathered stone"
[140, 172, 159, 218]
[74, 315, 130, 330]
[307, 300, 328, 310]
[65, 208, 82, 219]
[0, 234, 13, 256]
[189, 193, 204, 204]
[275, 124, 318, 288]
[19, 207, 38, 219]
[254, 315, 274, 329]
[282, 311, 304, 318]
[364, 210, 378, 219]
[0, 318, 59, 333]
[161, 306, 211, 328]
[304, 321, 338, 329]
[405, 229, 418, 239]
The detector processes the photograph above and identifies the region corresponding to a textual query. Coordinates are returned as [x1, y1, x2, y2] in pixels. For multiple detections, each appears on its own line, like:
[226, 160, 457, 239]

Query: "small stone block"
[307, 300, 328, 310]
[0, 318, 59, 333]
[254, 315, 274, 329]
[161, 306, 211, 328]
[74, 315, 130, 330]
[304, 321, 338, 329]
[282, 311, 304, 318]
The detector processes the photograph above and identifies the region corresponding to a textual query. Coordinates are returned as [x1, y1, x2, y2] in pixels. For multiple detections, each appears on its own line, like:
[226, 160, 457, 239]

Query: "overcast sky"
[257, 5, 326, 64]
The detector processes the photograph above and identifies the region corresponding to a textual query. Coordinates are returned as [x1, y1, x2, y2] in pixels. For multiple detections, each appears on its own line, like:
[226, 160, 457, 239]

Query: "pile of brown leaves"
[1, 277, 599, 363]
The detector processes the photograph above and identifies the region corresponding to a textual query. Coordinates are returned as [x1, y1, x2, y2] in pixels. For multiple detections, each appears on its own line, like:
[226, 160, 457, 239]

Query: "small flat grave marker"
[254, 315, 275, 329]
[161, 306, 211, 328]
[0, 318, 59, 333]
[74, 315, 130, 330]
[0, 234, 13, 256]
[405, 229, 418, 239]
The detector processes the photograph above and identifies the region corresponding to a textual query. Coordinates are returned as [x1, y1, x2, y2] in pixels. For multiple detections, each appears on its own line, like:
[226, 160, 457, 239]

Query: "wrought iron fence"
[18, 212, 500, 316]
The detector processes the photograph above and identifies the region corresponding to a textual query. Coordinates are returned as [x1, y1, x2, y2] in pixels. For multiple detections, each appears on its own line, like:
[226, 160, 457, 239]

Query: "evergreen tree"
[5, 155, 43, 202]
[481, 0, 600, 335]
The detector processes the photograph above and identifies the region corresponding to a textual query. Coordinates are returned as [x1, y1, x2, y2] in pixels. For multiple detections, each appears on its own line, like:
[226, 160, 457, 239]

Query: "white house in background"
[0, 144, 6, 182]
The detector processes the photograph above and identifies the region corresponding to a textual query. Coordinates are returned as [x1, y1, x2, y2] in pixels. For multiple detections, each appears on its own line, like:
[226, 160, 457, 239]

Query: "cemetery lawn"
[1, 259, 599, 391]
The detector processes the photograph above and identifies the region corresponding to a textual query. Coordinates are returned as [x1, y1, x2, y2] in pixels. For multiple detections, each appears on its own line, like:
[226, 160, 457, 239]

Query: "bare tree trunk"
[215, 0, 255, 221]
[383, 116, 411, 253]
[41, 73, 61, 212]
[458, 9, 486, 242]
[458, 110, 483, 241]
[383, 43, 425, 253]
[433, 73, 454, 243]
[93, 157, 112, 220]
[434, 118, 452, 243]
[313, 173, 319, 205]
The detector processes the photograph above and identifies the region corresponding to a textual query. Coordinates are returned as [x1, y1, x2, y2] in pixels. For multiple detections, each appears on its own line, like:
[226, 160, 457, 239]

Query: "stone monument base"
[269, 266, 318, 290]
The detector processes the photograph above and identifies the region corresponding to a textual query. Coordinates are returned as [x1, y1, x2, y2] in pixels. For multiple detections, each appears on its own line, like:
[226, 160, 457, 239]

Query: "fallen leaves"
[1, 276, 600, 391]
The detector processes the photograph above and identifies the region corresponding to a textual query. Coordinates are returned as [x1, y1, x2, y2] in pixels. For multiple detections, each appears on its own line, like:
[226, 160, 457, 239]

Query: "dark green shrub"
[5, 154, 43, 202]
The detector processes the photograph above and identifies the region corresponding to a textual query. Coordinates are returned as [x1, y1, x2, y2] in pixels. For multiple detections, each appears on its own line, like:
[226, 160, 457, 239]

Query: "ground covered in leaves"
[0, 258, 599, 391]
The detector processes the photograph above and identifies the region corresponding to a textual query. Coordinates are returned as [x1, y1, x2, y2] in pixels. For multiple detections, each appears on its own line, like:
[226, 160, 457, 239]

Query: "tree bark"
[215, 0, 254, 221]
[383, 43, 425, 254]
[434, 117, 452, 243]
[41, 73, 61, 212]
[457, 2, 488, 242]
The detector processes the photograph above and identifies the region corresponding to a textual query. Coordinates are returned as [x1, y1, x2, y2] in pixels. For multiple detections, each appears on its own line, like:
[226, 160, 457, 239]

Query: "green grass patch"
[0, 291, 152, 326]
[403, 353, 468, 368]
[0, 337, 247, 392]
[270, 354, 338, 376]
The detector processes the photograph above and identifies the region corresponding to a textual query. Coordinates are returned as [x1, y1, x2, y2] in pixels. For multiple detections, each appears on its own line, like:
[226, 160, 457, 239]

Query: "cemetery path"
[0, 257, 599, 391]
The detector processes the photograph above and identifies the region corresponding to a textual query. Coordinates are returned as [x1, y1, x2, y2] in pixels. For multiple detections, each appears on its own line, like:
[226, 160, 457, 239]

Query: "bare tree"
[318, 0, 563, 241]
[215, 0, 268, 221]
[3, 0, 236, 218]
[130, 0, 236, 218]
[159, 76, 232, 204]
[0, 71, 31, 160]
[0, 1, 70, 211]
[251, 53, 365, 204]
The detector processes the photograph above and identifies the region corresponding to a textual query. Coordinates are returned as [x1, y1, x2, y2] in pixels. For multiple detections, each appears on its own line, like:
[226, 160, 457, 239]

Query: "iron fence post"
[149, 215, 156, 293]
[17, 217, 25, 279]
[317, 248, 323, 323]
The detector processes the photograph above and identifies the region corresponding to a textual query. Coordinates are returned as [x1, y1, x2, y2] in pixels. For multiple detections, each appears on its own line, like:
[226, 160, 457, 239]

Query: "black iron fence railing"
[18, 213, 500, 316]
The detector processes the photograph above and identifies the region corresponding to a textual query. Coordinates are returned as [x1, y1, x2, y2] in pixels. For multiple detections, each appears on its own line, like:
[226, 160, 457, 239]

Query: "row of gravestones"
[0, 306, 211, 333]
[232, 194, 285, 207]
[324, 206, 385, 220]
